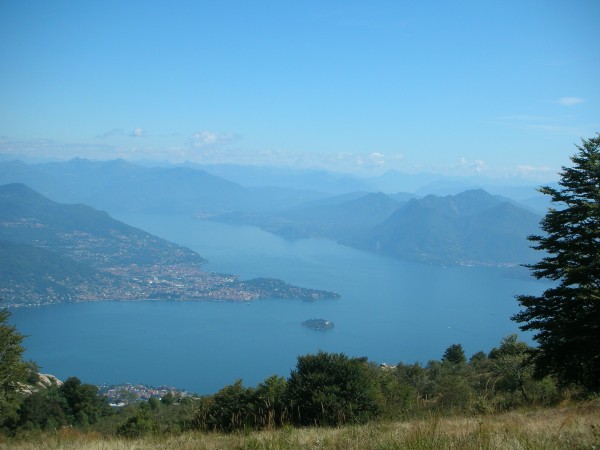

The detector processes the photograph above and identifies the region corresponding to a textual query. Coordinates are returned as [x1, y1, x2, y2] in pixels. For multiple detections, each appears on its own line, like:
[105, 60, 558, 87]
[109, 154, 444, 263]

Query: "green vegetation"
[17, 377, 112, 431]
[0, 309, 588, 441]
[1, 405, 598, 450]
[1, 319, 598, 449]
[0, 239, 111, 304]
[513, 134, 600, 390]
[287, 352, 380, 426]
[0, 304, 598, 447]
[0, 310, 31, 430]
[1, 134, 598, 448]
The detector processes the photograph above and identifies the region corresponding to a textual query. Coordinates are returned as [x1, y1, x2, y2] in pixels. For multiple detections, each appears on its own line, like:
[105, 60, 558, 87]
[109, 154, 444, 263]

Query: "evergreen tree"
[442, 344, 467, 366]
[0, 309, 30, 430]
[513, 134, 600, 390]
[60, 377, 111, 425]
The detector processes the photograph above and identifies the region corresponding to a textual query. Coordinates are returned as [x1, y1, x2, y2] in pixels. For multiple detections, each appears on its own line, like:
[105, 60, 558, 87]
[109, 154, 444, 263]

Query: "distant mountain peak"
[0, 182, 205, 267]
[0, 182, 54, 205]
[453, 188, 495, 199]
[0, 182, 35, 193]
[345, 188, 541, 266]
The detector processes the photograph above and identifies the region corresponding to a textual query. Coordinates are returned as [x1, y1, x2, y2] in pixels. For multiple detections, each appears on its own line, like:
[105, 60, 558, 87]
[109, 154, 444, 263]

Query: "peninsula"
[0, 184, 339, 307]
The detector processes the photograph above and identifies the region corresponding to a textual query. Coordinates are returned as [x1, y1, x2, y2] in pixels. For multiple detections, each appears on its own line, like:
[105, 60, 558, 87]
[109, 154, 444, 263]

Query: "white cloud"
[515, 164, 556, 177]
[97, 128, 146, 138]
[97, 128, 125, 139]
[558, 97, 584, 106]
[192, 131, 217, 145]
[0, 135, 562, 182]
[190, 130, 238, 148]
[129, 128, 145, 137]
[181, 142, 405, 174]
[369, 152, 386, 166]
[450, 157, 488, 174]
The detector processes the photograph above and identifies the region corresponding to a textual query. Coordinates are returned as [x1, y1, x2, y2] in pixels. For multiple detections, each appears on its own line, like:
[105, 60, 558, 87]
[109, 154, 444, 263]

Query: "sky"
[0, 1, 598, 180]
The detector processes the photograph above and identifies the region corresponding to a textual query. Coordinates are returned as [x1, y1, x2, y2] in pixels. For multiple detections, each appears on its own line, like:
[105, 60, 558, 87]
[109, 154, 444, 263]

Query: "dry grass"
[2, 402, 599, 450]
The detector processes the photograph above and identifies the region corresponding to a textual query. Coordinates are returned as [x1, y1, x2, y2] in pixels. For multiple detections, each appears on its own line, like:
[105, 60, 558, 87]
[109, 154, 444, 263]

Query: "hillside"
[0, 184, 339, 305]
[0, 183, 205, 268]
[7, 405, 594, 450]
[344, 189, 541, 265]
[0, 239, 113, 304]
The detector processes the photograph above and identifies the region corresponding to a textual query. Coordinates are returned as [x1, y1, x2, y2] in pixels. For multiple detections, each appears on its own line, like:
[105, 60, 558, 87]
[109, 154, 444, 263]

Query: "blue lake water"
[9, 215, 545, 394]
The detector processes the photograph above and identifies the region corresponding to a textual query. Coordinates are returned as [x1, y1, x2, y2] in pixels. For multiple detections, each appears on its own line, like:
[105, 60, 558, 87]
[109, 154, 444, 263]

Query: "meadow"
[2, 401, 598, 450]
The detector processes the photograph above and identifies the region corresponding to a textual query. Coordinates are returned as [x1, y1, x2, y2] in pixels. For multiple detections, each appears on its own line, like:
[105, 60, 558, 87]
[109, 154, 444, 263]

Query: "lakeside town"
[98, 383, 194, 406]
[0, 209, 340, 307]
[1, 261, 340, 307]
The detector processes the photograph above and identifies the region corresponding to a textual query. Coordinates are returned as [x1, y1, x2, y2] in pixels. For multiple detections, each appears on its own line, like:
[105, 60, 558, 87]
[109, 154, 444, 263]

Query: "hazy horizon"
[1, 1, 598, 182]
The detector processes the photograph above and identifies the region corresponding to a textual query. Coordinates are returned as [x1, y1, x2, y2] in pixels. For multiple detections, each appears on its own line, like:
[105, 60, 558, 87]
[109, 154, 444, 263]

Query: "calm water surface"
[10, 215, 545, 394]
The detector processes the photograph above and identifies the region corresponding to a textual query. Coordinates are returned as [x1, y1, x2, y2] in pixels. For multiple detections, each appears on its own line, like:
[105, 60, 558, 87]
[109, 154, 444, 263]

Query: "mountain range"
[0, 159, 326, 216]
[343, 190, 541, 266]
[215, 189, 541, 266]
[0, 158, 551, 215]
[0, 159, 545, 269]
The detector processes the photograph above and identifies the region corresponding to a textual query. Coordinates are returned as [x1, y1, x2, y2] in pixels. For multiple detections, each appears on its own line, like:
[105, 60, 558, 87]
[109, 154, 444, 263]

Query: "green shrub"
[287, 351, 381, 426]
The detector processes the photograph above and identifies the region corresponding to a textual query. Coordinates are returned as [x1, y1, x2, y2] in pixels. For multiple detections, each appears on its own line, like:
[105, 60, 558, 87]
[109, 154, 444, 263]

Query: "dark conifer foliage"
[442, 344, 467, 366]
[513, 134, 600, 390]
[0, 310, 30, 430]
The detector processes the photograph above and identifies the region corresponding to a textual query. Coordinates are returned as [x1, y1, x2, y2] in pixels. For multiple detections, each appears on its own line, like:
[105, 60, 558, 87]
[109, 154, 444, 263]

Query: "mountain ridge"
[0, 159, 329, 216]
[344, 189, 541, 266]
[215, 188, 541, 266]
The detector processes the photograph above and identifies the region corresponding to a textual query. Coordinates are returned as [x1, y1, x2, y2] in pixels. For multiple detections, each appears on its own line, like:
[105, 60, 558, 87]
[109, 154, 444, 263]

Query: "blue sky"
[0, 1, 598, 180]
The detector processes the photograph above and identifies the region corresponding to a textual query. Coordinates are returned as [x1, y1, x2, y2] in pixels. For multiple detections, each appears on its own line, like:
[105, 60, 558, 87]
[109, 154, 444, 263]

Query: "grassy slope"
[2, 402, 599, 450]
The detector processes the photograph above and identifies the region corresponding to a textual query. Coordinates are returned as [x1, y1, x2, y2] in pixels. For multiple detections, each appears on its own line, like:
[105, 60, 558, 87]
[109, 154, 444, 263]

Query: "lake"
[9, 215, 545, 394]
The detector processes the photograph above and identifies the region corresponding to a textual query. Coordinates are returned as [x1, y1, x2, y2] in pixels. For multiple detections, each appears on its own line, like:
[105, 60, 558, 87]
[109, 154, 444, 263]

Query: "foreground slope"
[1, 403, 598, 450]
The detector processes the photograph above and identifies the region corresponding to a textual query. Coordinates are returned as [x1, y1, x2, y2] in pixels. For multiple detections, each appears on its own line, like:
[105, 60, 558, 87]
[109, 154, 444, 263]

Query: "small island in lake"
[302, 319, 334, 331]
